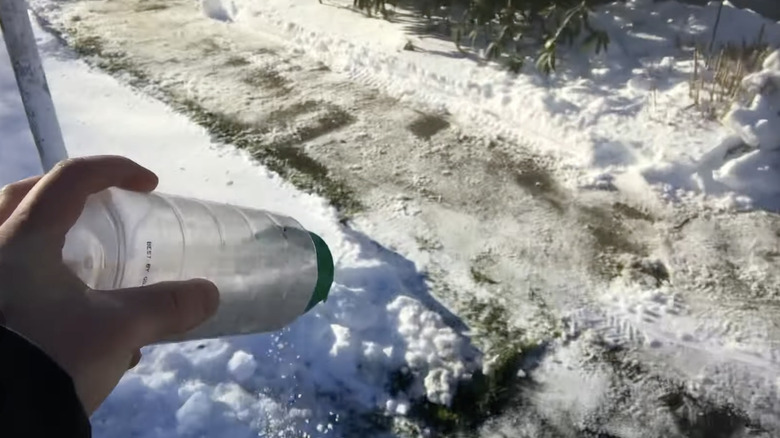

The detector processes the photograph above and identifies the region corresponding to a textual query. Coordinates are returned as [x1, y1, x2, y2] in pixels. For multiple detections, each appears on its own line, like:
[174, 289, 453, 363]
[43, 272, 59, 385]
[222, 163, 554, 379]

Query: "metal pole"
[1, 0, 68, 171]
[707, 0, 725, 56]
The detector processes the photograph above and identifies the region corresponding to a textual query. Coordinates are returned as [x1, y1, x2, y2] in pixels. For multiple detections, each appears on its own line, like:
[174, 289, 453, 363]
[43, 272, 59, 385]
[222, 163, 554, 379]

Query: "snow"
[693, 49, 780, 210]
[209, 0, 780, 208]
[227, 351, 257, 382]
[0, 15, 480, 437]
[5, 0, 780, 435]
[176, 391, 212, 434]
[388, 295, 474, 406]
[726, 49, 780, 152]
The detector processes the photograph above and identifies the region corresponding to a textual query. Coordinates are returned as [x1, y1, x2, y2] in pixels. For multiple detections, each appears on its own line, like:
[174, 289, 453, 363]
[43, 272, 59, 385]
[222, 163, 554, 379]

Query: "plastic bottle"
[61, 188, 334, 342]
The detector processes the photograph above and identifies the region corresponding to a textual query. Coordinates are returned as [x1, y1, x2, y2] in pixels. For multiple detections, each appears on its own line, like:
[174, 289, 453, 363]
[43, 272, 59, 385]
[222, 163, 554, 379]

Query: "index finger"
[0, 176, 43, 224]
[9, 156, 158, 242]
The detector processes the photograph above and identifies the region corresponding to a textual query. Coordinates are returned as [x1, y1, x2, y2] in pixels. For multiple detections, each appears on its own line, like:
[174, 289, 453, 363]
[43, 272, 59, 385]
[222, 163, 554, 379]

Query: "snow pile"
[93, 261, 480, 437]
[693, 50, 780, 211]
[0, 19, 481, 437]
[727, 50, 780, 151]
[388, 296, 475, 406]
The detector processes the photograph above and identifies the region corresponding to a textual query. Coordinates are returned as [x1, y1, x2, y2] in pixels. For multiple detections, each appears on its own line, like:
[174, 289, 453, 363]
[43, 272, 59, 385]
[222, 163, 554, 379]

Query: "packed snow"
[0, 16, 481, 437]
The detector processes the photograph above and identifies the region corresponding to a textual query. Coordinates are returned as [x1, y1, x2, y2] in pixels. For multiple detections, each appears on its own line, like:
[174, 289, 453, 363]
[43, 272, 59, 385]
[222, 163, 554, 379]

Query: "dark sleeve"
[0, 325, 91, 437]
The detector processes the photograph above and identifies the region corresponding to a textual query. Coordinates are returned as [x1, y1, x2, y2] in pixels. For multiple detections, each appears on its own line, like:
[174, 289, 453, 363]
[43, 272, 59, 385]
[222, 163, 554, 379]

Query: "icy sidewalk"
[0, 16, 482, 438]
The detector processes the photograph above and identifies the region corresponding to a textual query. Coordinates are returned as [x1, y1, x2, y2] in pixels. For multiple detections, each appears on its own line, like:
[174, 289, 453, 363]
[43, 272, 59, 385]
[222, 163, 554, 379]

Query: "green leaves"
[536, 47, 557, 74]
[347, 0, 615, 74]
[456, 0, 614, 74]
[352, 0, 387, 17]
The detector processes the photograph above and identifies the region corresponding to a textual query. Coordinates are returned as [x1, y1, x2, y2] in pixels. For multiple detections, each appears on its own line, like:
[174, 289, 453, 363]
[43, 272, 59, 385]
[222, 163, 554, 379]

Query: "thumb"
[111, 279, 220, 345]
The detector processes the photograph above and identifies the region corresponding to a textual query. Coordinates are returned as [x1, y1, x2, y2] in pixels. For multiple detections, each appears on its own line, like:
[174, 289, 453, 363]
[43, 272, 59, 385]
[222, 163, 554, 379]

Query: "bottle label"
[142, 240, 152, 286]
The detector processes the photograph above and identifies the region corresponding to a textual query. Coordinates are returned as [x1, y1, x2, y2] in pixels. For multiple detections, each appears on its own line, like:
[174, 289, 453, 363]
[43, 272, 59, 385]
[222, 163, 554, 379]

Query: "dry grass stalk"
[688, 32, 772, 121]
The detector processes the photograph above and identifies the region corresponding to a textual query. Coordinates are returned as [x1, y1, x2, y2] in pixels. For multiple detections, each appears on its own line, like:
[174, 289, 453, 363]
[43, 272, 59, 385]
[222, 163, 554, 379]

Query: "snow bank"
[0, 17, 481, 437]
[727, 50, 780, 151]
[206, 0, 780, 209]
[691, 50, 780, 211]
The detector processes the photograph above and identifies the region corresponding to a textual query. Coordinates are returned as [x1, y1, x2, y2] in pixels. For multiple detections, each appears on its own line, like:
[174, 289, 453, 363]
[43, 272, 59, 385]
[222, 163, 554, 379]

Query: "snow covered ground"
[4, 0, 780, 436]
[204, 0, 780, 210]
[1, 17, 481, 438]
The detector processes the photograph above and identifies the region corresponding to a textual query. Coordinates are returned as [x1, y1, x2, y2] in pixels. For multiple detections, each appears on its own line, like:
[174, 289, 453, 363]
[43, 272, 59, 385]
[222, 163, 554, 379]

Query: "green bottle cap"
[305, 232, 334, 312]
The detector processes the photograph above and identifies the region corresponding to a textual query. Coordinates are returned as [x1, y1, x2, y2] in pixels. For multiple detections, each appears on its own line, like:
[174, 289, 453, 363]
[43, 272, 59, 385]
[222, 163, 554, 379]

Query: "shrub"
[455, 0, 611, 73]
[351, 0, 614, 73]
[353, 0, 396, 17]
[688, 26, 772, 120]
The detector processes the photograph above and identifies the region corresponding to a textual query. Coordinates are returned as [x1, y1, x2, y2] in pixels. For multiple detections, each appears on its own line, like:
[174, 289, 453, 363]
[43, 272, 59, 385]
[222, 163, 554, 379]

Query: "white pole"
[1, 0, 68, 171]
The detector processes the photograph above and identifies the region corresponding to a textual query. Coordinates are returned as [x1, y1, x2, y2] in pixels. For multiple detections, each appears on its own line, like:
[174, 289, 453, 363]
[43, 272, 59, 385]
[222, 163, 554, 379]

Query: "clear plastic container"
[61, 188, 333, 341]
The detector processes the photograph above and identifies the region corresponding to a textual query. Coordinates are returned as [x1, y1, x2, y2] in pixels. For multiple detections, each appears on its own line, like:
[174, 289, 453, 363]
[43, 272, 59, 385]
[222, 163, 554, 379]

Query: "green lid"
[305, 232, 334, 312]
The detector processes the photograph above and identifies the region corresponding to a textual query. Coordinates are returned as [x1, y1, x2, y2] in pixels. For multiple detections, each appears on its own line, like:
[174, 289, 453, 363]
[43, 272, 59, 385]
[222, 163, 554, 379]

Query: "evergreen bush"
[351, 0, 615, 73]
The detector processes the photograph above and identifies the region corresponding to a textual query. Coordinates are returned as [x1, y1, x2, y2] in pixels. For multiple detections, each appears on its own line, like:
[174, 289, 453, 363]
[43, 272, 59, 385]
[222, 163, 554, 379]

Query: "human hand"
[0, 156, 219, 415]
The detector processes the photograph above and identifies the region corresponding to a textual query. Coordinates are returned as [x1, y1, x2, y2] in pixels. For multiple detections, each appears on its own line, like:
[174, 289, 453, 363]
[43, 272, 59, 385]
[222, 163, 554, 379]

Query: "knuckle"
[52, 157, 89, 176]
[0, 182, 24, 199]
